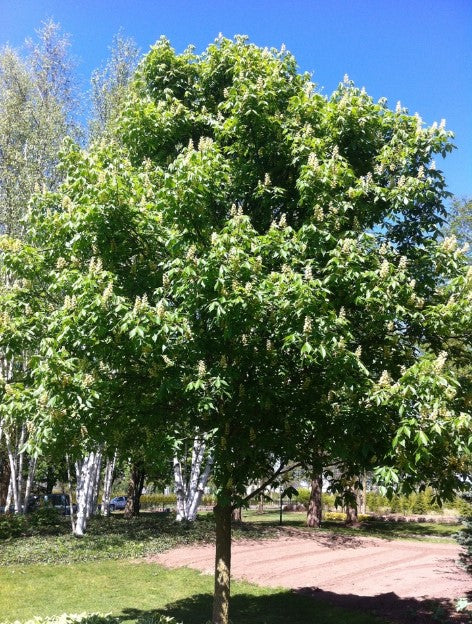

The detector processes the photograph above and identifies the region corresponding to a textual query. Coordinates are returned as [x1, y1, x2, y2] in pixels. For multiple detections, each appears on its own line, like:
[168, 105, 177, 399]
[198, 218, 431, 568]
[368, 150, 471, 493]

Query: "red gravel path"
[150, 531, 471, 623]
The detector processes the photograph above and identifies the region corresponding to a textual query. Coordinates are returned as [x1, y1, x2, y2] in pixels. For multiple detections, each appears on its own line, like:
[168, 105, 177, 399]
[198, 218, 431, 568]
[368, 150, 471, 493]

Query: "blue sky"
[1, 0, 471, 198]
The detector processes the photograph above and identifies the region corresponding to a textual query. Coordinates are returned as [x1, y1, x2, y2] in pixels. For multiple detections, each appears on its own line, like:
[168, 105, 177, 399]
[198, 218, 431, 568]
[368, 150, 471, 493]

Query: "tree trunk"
[124, 463, 145, 518]
[66, 455, 76, 533]
[88, 451, 102, 518]
[74, 452, 97, 536]
[173, 455, 186, 521]
[45, 466, 56, 494]
[23, 455, 37, 512]
[0, 448, 11, 507]
[174, 435, 213, 522]
[306, 465, 323, 528]
[101, 452, 116, 517]
[345, 501, 359, 526]
[212, 502, 232, 624]
[5, 432, 19, 513]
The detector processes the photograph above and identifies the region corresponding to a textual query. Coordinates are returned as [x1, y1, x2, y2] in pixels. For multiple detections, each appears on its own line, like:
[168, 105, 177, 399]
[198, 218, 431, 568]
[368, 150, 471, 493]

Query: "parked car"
[41, 493, 76, 516]
[109, 496, 127, 511]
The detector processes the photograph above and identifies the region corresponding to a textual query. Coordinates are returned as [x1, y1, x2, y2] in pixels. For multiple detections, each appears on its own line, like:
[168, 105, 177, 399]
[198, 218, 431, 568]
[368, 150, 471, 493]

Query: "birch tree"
[173, 433, 213, 522]
[0, 20, 78, 512]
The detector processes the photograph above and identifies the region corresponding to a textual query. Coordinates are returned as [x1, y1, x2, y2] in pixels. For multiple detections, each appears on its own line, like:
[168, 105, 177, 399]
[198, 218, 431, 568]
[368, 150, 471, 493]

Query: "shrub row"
[0, 507, 61, 539]
[139, 493, 216, 509]
[291, 488, 469, 515]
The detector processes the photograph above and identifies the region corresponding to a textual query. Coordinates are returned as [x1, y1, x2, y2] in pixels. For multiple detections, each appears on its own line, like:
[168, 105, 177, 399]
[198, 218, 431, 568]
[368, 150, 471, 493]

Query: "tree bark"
[345, 504, 358, 525]
[306, 464, 323, 528]
[212, 502, 232, 624]
[74, 452, 97, 536]
[174, 435, 213, 522]
[124, 463, 145, 518]
[23, 455, 37, 512]
[0, 448, 11, 507]
[101, 452, 116, 517]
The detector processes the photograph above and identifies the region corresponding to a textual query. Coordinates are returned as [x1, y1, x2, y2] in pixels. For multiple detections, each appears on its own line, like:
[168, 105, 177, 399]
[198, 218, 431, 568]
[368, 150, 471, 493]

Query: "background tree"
[448, 196, 472, 257]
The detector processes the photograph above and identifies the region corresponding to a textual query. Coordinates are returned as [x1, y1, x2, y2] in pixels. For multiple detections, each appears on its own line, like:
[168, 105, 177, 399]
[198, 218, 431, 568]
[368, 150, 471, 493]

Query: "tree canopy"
[0, 35, 471, 624]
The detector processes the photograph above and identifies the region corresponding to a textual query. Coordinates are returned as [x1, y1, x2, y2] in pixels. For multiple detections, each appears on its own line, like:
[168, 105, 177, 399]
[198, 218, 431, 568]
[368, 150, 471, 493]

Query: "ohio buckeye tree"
[2, 36, 471, 624]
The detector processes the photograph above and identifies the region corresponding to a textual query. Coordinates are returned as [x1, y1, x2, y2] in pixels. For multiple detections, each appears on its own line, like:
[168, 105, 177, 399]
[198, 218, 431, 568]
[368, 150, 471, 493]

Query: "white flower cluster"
[264, 173, 271, 186]
[398, 256, 408, 270]
[186, 245, 197, 261]
[313, 204, 324, 221]
[378, 370, 392, 387]
[197, 360, 206, 377]
[156, 300, 165, 317]
[340, 238, 354, 254]
[303, 316, 312, 334]
[379, 259, 390, 279]
[133, 293, 148, 314]
[304, 264, 313, 281]
[308, 153, 319, 169]
[354, 345, 362, 358]
[63, 295, 77, 310]
[102, 283, 113, 304]
[198, 136, 213, 151]
[279, 213, 287, 228]
[56, 257, 67, 270]
[374, 163, 385, 176]
[442, 236, 457, 253]
[433, 351, 447, 373]
[417, 165, 425, 180]
[89, 257, 103, 273]
[83, 374, 94, 388]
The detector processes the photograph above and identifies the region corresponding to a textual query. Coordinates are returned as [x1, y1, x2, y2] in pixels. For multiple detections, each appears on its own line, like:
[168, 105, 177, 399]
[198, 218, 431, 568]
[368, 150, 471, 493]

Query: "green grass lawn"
[0, 559, 383, 624]
[0, 510, 459, 569]
[0, 511, 462, 624]
[240, 509, 461, 541]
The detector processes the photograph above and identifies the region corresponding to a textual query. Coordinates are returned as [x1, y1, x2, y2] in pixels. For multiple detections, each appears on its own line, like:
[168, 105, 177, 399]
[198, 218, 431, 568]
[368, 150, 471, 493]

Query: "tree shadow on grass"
[118, 588, 472, 624]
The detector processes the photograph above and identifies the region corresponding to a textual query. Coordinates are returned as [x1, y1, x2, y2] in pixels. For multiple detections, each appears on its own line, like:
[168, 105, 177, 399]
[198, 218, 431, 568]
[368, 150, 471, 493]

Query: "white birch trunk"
[88, 450, 102, 518]
[173, 435, 213, 522]
[187, 454, 213, 521]
[5, 479, 12, 512]
[5, 432, 19, 513]
[102, 452, 117, 517]
[74, 452, 97, 536]
[23, 455, 37, 512]
[16, 424, 26, 513]
[173, 456, 186, 521]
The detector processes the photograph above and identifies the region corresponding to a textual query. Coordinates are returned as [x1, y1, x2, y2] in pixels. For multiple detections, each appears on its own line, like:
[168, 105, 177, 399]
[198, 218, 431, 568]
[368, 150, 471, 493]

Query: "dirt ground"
[149, 530, 471, 623]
